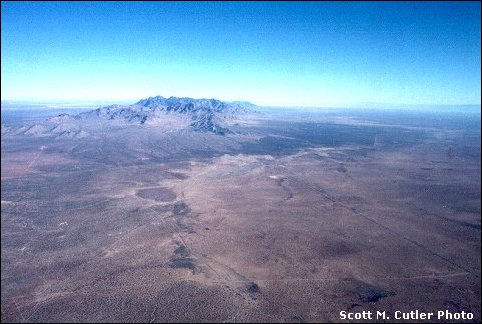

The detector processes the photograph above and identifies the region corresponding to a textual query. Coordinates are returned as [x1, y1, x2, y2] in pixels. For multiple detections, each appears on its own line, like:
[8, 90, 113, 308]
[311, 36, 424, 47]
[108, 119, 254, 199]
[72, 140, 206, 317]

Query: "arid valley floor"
[1, 107, 480, 322]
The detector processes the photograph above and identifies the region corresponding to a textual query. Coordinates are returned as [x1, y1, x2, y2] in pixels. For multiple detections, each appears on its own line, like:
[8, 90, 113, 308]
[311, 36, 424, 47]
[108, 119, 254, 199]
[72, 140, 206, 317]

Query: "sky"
[1, 1, 481, 107]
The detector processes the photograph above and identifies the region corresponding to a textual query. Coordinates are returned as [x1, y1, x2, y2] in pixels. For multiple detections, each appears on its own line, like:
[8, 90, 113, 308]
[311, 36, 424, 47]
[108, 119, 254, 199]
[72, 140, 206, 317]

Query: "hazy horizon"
[2, 98, 481, 112]
[1, 1, 481, 107]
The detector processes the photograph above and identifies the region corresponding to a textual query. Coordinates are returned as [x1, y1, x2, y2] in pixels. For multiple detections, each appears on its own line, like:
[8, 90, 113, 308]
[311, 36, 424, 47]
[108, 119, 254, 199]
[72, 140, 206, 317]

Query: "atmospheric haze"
[1, 1, 481, 323]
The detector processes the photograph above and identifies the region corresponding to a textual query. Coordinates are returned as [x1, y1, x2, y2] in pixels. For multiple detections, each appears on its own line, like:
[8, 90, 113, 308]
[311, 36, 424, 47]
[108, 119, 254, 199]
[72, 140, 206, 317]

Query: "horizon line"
[1, 98, 481, 109]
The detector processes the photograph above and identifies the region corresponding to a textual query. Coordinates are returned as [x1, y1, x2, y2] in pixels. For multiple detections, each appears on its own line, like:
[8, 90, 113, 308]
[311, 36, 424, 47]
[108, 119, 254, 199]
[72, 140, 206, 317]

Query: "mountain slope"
[79, 96, 255, 134]
[3, 96, 257, 138]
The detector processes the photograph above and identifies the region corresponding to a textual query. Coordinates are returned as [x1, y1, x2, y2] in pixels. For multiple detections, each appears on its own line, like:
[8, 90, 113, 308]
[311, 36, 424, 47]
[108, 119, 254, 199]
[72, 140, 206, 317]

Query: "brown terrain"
[1, 109, 480, 322]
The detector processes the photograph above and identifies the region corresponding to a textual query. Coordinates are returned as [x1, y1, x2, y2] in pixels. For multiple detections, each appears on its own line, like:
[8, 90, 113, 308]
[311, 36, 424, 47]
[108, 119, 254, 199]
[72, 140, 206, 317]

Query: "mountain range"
[2, 96, 258, 137]
[79, 96, 256, 135]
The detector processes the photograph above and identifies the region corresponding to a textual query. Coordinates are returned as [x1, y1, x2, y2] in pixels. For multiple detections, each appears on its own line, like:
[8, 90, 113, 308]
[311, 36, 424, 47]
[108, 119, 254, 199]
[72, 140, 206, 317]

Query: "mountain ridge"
[1, 96, 258, 137]
[79, 95, 256, 134]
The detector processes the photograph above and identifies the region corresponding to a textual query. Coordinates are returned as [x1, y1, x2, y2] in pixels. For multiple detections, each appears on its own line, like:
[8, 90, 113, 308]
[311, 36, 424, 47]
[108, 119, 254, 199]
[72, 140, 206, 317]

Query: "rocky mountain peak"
[80, 95, 256, 134]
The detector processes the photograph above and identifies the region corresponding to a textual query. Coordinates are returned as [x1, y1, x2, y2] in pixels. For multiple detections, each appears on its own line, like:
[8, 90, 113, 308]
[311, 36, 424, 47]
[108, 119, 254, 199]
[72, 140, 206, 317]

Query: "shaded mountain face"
[1, 96, 256, 138]
[79, 96, 254, 134]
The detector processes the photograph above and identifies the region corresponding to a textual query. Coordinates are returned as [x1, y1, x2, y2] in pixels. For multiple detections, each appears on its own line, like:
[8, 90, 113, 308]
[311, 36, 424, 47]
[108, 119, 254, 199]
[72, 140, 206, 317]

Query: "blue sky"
[1, 1, 480, 107]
